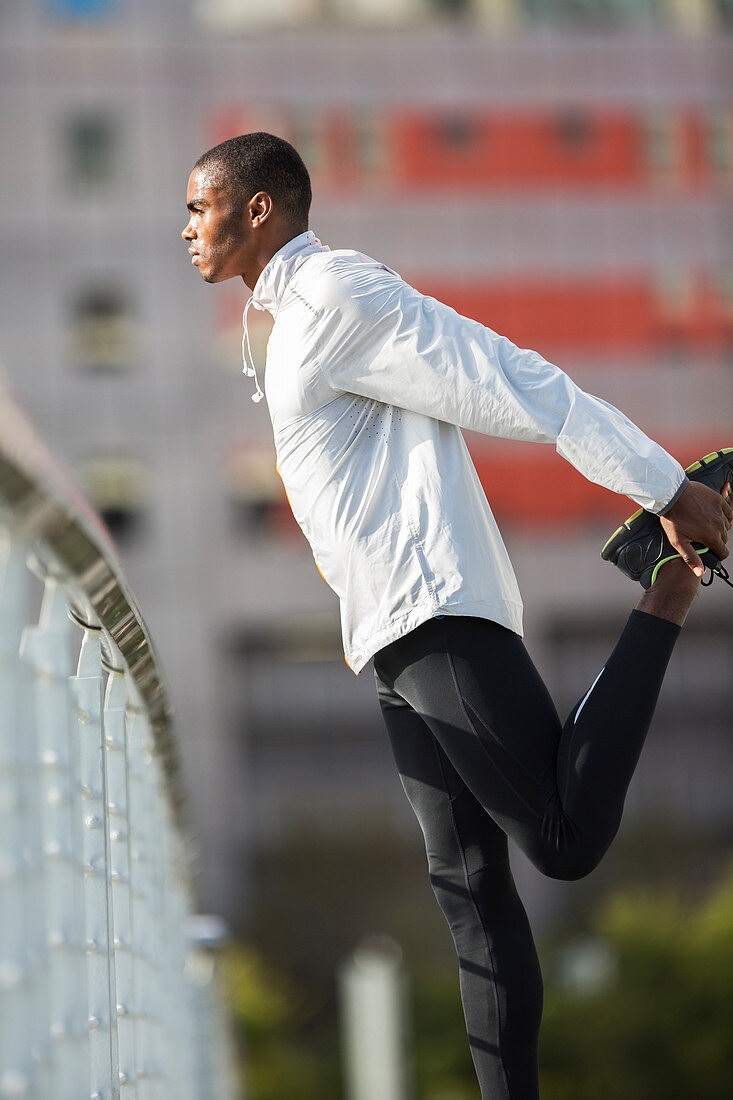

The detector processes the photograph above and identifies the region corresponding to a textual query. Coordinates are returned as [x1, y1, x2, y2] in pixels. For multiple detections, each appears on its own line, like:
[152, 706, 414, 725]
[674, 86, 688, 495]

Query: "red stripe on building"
[412, 275, 733, 356]
[466, 437, 727, 529]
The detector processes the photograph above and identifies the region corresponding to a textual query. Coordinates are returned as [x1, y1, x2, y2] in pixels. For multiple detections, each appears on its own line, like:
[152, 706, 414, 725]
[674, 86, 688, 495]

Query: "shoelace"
[241, 295, 264, 404]
[701, 562, 733, 588]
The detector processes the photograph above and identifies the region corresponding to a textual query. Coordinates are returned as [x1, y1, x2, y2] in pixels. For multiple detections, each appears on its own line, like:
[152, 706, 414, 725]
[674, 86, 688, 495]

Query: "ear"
[248, 191, 273, 228]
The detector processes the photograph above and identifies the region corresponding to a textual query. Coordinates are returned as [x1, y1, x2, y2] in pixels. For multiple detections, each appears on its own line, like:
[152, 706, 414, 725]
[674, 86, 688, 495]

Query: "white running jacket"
[247, 231, 687, 674]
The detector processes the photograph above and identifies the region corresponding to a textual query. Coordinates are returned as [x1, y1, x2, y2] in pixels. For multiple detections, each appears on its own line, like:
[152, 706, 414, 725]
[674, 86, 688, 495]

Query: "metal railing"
[0, 375, 238, 1100]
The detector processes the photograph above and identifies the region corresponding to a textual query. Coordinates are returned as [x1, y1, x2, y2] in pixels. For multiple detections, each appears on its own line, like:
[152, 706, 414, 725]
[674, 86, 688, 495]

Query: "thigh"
[376, 673, 510, 873]
[375, 616, 564, 845]
[376, 673, 543, 1099]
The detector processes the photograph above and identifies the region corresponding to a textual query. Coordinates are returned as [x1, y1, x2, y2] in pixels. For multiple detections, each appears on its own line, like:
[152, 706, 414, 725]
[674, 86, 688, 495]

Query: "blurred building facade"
[1, 0, 732, 927]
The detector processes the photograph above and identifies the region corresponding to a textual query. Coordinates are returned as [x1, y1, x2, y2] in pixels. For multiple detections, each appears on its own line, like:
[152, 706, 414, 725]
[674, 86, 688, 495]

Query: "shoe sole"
[601, 447, 733, 564]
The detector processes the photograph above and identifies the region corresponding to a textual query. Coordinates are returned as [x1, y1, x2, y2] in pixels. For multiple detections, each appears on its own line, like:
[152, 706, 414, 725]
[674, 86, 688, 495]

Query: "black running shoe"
[601, 448, 733, 589]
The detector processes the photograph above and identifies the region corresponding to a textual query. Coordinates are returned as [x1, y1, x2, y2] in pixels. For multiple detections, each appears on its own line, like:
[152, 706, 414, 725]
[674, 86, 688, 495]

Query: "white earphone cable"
[241, 295, 264, 403]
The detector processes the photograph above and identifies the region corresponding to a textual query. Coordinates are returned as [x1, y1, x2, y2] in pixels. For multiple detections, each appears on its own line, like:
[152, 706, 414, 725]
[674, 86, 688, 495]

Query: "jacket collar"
[252, 230, 329, 317]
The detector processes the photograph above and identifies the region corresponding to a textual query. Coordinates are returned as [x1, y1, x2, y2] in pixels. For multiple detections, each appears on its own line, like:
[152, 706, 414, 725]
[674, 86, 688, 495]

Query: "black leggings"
[373, 610, 680, 1099]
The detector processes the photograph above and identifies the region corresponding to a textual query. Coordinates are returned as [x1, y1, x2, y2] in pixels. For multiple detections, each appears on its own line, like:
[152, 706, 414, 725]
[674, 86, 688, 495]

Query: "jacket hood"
[252, 230, 330, 317]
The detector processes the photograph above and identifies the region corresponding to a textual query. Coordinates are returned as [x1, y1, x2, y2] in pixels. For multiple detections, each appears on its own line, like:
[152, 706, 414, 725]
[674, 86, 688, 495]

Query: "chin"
[200, 264, 223, 283]
[204, 268, 237, 285]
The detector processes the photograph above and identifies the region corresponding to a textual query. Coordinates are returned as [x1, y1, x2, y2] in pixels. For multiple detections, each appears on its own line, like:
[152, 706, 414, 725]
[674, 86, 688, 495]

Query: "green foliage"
[410, 967, 477, 1099]
[539, 862, 733, 1100]
[220, 942, 334, 1100]
[221, 820, 733, 1099]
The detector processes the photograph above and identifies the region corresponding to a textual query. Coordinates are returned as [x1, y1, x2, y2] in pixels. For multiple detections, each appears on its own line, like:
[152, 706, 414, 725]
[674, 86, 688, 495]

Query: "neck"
[244, 224, 308, 290]
[250, 229, 328, 317]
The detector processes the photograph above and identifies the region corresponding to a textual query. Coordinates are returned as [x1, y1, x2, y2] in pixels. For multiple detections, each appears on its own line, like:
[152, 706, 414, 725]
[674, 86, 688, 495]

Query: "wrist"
[657, 476, 689, 517]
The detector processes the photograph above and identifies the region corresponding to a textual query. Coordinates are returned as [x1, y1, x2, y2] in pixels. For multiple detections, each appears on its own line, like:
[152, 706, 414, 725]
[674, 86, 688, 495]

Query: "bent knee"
[532, 842, 608, 882]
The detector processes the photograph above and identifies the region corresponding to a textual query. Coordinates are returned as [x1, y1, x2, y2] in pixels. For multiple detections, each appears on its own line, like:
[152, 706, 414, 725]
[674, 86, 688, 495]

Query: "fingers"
[713, 539, 730, 561]
[705, 529, 729, 562]
[708, 479, 726, 554]
[670, 536, 705, 577]
[704, 502, 730, 561]
[696, 482, 732, 559]
[660, 479, 733, 570]
[723, 482, 733, 525]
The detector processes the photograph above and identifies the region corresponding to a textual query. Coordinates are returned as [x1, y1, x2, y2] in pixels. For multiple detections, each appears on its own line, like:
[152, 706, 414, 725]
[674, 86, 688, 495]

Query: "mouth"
[189, 248, 200, 265]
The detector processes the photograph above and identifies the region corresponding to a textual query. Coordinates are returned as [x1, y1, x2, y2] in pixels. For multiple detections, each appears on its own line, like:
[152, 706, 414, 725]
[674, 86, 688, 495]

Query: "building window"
[718, 0, 733, 30]
[70, 286, 137, 372]
[654, 270, 695, 321]
[718, 272, 733, 336]
[77, 455, 148, 546]
[642, 109, 683, 185]
[706, 108, 732, 183]
[353, 110, 387, 174]
[48, 0, 119, 16]
[660, 0, 717, 33]
[196, 0, 323, 31]
[66, 112, 120, 193]
[225, 441, 298, 539]
[430, 0, 471, 16]
[290, 111, 324, 176]
[555, 111, 594, 153]
[653, 269, 695, 359]
[437, 113, 479, 151]
[525, 0, 656, 28]
[330, 0, 426, 26]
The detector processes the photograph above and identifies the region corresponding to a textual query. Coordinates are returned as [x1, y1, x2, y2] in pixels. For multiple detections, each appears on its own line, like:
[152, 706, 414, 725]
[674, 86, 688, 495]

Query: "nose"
[182, 221, 196, 242]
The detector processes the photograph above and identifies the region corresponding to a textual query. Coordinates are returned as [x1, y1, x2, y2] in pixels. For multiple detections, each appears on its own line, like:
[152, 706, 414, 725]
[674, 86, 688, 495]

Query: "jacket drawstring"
[242, 295, 264, 403]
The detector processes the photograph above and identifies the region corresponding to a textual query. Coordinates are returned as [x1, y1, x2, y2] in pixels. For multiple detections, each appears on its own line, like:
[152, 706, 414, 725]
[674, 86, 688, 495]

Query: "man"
[183, 132, 731, 1098]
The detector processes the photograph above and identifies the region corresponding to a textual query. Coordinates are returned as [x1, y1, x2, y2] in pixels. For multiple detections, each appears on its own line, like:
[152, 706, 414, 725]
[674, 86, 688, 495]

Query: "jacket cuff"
[655, 476, 689, 516]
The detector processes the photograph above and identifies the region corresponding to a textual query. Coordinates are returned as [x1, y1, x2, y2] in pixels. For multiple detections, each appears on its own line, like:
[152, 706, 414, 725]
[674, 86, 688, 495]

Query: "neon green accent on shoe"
[686, 448, 733, 474]
[650, 546, 711, 586]
[601, 527, 624, 557]
[602, 445, 733, 586]
[650, 554, 681, 586]
[600, 508, 645, 558]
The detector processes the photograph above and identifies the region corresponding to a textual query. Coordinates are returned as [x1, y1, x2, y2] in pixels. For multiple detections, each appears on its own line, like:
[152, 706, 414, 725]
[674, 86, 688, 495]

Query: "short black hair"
[195, 132, 311, 228]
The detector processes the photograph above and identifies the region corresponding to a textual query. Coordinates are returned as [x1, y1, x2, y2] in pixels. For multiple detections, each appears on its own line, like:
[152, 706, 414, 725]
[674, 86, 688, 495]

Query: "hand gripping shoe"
[601, 448, 733, 589]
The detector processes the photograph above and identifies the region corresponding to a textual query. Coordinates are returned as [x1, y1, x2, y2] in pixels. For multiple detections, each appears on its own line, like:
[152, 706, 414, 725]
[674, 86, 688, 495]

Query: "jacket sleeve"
[318, 267, 687, 514]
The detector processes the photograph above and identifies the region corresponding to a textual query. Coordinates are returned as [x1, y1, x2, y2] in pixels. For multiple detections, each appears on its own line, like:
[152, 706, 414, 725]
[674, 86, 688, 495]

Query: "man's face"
[182, 168, 255, 284]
